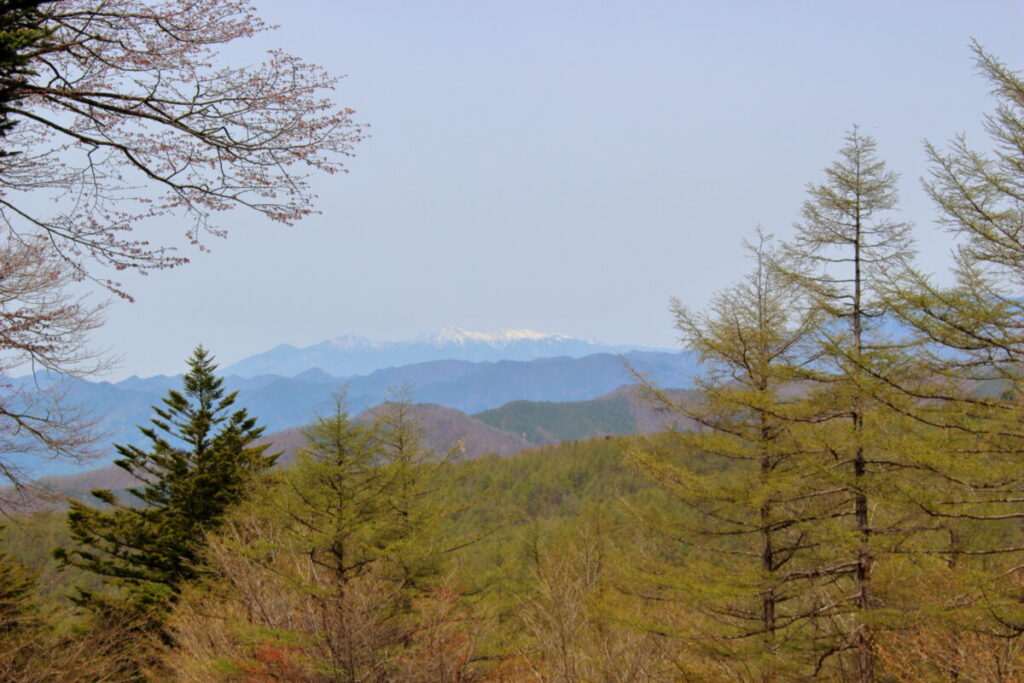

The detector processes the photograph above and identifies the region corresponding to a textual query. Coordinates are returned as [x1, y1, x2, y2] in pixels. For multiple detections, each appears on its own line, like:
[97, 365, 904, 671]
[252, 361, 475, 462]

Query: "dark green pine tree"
[54, 346, 275, 618]
[0, 1, 49, 148]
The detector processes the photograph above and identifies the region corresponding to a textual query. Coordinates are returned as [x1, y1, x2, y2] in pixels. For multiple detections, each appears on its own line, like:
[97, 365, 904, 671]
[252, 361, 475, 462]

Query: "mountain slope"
[344, 351, 698, 413]
[8, 350, 698, 476]
[474, 385, 696, 445]
[223, 326, 665, 378]
[475, 393, 635, 444]
[354, 403, 532, 458]
[38, 404, 532, 494]
[33, 385, 703, 496]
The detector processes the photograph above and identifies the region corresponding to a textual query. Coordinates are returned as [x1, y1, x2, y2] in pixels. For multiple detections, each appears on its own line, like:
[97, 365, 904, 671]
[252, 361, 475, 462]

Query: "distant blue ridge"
[8, 349, 698, 478]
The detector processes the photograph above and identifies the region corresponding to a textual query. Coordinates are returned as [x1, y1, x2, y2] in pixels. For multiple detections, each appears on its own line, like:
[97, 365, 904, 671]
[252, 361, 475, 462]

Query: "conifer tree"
[774, 127, 916, 681]
[871, 44, 1024, 646]
[54, 346, 274, 618]
[287, 393, 394, 586]
[0, 1, 48, 146]
[282, 393, 454, 596]
[0, 535, 37, 633]
[163, 395, 463, 680]
[629, 234, 840, 678]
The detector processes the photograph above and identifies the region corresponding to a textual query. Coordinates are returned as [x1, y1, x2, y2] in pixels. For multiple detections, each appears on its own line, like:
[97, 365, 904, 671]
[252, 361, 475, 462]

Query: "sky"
[79, 0, 1024, 380]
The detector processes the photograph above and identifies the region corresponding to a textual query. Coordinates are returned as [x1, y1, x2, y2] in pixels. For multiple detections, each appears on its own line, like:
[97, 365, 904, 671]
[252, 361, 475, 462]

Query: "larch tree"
[870, 43, 1024, 658]
[776, 127, 918, 682]
[0, 536, 44, 678]
[162, 395, 469, 681]
[628, 234, 840, 679]
[0, 529, 37, 635]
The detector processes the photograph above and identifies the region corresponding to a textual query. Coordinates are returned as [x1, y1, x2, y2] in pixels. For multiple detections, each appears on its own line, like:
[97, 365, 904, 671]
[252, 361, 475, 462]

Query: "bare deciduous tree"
[0, 0, 363, 486]
[0, 233, 104, 501]
[2, 0, 364, 291]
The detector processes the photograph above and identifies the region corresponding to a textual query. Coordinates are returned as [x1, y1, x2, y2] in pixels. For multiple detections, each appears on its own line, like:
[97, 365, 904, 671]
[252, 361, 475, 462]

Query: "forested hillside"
[474, 386, 695, 444]
[2, 433, 689, 678]
[32, 393, 666, 494]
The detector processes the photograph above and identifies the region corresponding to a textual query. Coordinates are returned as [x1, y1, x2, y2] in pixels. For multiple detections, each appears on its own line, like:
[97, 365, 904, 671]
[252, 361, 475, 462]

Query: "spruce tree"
[0, 1, 48, 147]
[54, 346, 274, 618]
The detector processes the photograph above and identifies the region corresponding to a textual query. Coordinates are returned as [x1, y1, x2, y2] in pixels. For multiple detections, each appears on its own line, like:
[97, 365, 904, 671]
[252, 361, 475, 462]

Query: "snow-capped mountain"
[414, 327, 575, 346]
[223, 327, 662, 378]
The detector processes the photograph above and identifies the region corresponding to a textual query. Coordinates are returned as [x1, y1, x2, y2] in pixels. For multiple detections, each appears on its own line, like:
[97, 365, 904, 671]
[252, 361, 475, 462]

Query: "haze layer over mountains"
[221, 326, 667, 377]
[6, 328, 696, 476]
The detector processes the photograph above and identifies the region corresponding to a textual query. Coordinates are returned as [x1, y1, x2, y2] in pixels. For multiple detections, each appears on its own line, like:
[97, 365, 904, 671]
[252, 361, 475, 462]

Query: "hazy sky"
[82, 1, 1024, 379]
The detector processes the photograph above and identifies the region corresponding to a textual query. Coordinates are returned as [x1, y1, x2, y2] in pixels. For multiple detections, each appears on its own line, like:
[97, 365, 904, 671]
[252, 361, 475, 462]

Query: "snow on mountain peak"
[315, 328, 583, 350]
[222, 327, 657, 378]
[491, 328, 572, 342]
[422, 326, 574, 346]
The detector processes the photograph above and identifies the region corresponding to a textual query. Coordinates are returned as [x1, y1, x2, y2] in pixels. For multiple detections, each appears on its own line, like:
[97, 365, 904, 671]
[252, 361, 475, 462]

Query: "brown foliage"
[876, 627, 1024, 682]
[0, 608, 145, 682]
[163, 508, 483, 682]
[510, 521, 684, 682]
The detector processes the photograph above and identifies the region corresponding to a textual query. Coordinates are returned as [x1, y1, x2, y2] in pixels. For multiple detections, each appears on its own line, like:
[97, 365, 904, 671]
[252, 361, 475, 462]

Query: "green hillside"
[474, 392, 637, 444]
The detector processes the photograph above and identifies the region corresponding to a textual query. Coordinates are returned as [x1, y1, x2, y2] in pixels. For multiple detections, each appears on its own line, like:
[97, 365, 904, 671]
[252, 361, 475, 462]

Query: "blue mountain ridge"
[222, 327, 670, 378]
[5, 349, 699, 477]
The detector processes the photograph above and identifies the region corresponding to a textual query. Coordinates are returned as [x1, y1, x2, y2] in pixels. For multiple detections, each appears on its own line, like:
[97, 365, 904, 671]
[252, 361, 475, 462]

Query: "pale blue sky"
[85, 1, 1024, 379]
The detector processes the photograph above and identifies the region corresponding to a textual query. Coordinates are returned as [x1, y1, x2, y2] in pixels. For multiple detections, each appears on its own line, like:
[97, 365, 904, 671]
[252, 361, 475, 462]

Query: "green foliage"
[474, 393, 637, 444]
[4, 40, 1024, 683]
[868, 43, 1024, 648]
[777, 127, 926, 680]
[280, 394, 453, 591]
[627, 234, 845, 678]
[0, 522, 142, 680]
[447, 436, 650, 526]
[0, 0, 47, 145]
[53, 346, 275, 618]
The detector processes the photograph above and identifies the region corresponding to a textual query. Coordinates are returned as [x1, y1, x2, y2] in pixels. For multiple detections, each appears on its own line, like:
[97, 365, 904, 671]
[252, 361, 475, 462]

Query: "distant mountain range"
[5, 348, 699, 476]
[38, 388, 698, 497]
[222, 326, 667, 378]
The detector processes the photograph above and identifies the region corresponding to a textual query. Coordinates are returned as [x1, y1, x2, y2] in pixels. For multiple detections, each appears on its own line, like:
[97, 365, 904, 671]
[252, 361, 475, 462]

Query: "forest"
[3, 1, 1024, 681]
